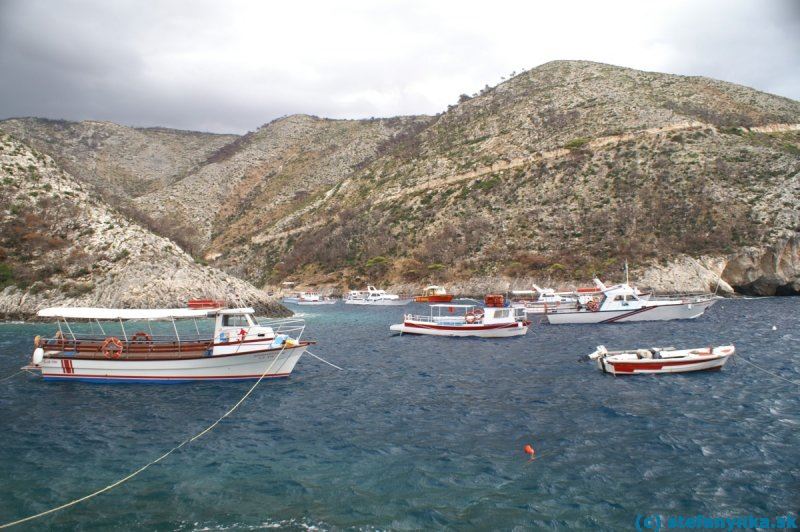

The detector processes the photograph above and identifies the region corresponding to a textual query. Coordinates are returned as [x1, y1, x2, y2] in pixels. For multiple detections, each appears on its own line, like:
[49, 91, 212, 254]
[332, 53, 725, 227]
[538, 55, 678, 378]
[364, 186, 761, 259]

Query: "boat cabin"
[33, 306, 302, 361]
[421, 285, 447, 296]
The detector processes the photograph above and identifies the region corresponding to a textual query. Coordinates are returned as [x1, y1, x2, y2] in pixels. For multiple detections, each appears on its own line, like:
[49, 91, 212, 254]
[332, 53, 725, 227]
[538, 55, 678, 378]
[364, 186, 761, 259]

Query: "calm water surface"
[0, 298, 798, 530]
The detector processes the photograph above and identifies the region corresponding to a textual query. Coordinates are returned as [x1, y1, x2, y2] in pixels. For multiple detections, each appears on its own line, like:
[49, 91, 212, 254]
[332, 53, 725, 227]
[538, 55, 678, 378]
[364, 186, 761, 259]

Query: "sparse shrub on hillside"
[116, 203, 202, 257]
[60, 281, 94, 298]
[0, 263, 13, 289]
[564, 138, 590, 150]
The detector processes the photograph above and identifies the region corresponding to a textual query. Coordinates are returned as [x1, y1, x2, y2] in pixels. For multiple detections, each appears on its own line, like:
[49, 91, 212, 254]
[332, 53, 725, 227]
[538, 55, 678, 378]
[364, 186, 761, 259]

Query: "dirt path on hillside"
[256, 121, 800, 241]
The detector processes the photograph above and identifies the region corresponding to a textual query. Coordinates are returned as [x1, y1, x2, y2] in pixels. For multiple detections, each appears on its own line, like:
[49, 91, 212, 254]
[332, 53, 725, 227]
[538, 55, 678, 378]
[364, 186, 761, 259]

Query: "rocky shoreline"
[268, 237, 800, 298]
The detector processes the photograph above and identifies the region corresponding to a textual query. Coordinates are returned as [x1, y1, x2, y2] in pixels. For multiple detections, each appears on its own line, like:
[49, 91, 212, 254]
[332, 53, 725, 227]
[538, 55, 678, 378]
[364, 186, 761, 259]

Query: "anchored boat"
[344, 285, 412, 306]
[390, 295, 530, 337]
[414, 285, 454, 303]
[544, 282, 718, 324]
[24, 306, 310, 383]
[588, 345, 735, 375]
[283, 291, 336, 305]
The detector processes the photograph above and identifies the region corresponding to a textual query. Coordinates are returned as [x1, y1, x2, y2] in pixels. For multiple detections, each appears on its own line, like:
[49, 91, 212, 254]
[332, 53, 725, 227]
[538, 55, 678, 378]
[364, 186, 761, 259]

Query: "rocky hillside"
[0, 118, 236, 199]
[3, 61, 799, 296]
[133, 114, 432, 252]
[0, 132, 287, 319]
[213, 61, 800, 294]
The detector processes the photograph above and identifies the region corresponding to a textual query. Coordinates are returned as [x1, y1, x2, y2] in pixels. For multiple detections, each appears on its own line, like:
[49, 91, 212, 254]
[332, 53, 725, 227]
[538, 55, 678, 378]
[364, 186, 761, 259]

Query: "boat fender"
[32, 347, 44, 365]
[271, 334, 288, 348]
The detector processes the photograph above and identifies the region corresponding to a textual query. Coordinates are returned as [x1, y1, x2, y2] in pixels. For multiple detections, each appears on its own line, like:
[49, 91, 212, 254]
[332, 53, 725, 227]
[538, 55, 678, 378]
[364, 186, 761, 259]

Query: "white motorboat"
[512, 279, 649, 315]
[390, 295, 530, 337]
[544, 282, 718, 324]
[23, 306, 309, 383]
[283, 291, 336, 305]
[344, 285, 412, 306]
[588, 345, 735, 375]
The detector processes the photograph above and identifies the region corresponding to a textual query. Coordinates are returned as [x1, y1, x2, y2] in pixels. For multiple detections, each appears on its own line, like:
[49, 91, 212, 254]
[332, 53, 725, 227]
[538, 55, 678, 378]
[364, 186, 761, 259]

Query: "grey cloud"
[0, 0, 798, 134]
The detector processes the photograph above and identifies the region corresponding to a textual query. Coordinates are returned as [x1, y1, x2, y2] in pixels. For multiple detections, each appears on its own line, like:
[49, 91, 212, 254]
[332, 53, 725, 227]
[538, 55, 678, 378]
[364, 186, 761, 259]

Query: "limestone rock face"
[722, 235, 800, 295]
[638, 256, 734, 295]
[0, 132, 289, 320]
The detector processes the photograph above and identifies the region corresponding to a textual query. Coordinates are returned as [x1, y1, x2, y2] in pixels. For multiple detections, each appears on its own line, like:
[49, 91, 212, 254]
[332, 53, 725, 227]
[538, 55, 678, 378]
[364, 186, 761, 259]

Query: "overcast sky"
[0, 0, 798, 134]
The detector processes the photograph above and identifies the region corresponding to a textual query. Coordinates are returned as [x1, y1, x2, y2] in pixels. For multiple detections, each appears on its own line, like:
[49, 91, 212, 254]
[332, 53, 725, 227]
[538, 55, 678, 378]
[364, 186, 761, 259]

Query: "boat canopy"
[429, 303, 474, 308]
[37, 307, 255, 320]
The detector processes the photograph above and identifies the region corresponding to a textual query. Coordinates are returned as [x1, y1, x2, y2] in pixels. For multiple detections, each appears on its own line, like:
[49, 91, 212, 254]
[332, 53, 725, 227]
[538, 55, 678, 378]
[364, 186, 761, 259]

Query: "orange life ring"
[101, 337, 124, 359]
[130, 331, 152, 344]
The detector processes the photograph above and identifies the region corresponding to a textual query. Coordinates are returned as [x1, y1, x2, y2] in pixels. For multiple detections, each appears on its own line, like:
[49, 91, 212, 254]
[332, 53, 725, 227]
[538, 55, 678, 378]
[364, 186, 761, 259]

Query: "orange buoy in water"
[524, 444, 535, 457]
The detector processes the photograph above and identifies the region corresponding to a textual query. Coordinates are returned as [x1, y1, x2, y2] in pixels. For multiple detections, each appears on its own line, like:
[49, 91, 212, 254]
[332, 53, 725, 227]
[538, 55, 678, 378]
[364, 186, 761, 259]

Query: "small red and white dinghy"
[389, 295, 530, 338]
[588, 344, 735, 375]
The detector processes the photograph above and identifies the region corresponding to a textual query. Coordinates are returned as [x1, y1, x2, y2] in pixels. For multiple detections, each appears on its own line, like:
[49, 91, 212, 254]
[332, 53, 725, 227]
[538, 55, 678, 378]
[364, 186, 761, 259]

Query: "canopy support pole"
[118, 319, 128, 342]
[95, 319, 106, 336]
[62, 319, 76, 341]
[172, 318, 181, 352]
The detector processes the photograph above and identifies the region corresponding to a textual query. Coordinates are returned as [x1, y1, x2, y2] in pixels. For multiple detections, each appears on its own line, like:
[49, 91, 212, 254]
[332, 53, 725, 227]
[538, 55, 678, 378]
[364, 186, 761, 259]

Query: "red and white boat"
[390, 295, 530, 337]
[588, 344, 735, 375]
[23, 306, 310, 383]
[414, 285, 454, 303]
[544, 282, 717, 324]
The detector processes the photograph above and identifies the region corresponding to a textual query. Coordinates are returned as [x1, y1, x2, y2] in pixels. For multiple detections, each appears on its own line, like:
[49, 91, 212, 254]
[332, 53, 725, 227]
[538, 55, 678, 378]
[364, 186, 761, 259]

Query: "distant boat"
[588, 345, 735, 374]
[344, 285, 412, 306]
[544, 282, 717, 324]
[414, 285, 454, 303]
[390, 294, 530, 337]
[24, 306, 309, 383]
[283, 291, 336, 305]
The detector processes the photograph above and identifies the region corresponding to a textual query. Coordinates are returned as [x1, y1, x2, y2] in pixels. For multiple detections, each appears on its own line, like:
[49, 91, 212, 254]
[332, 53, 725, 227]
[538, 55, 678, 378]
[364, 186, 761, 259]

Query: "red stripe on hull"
[609, 357, 719, 373]
[403, 321, 526, 331]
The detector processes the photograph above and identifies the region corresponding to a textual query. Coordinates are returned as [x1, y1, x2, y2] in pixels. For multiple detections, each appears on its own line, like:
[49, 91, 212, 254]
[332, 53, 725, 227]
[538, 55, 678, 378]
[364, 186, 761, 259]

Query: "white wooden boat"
[588, 345, 735, 375]
[23, 306, 309, 383]
[544, 282, 718, 324]
[283, 291, 336, 305]
[390, 295, 530, 337]
[344, 285, 412, 306]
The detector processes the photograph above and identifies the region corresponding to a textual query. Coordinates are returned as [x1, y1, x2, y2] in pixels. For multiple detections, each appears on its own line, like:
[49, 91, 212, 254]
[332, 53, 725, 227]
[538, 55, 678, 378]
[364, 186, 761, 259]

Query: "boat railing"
[256, 317, 307, 340]
[43, 332, 211, 344]
[404, 313, 468, 325]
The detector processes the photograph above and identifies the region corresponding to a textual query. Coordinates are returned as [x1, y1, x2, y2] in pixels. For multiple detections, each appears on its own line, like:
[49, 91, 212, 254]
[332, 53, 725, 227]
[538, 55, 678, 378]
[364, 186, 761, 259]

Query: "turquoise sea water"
[0, 298, 798, 530]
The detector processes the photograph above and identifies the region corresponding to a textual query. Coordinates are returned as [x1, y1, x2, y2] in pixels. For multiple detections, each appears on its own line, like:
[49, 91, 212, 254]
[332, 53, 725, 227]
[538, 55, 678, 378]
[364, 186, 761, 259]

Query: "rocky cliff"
[3, 61, 799, 296]
[231, 61, 800, 294]
[0, 132, 288, 319]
